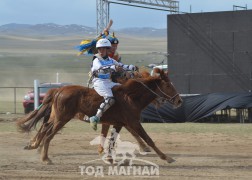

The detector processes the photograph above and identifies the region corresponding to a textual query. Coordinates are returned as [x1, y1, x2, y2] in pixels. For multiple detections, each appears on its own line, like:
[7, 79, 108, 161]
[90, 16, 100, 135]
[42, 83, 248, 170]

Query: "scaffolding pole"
[96, 0, 179, 34]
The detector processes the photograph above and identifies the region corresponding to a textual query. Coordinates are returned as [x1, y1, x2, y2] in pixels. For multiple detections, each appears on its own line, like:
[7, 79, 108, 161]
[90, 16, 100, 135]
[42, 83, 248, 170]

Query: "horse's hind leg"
[41, 120, 69, 164]
[37, 138, 44, 154]
[24, 124, 43, 150]
[128, 123, 175, 163]
[98, 124, 110, 154]
[24, 122, 49, 150]
[24, 108, 52, 150]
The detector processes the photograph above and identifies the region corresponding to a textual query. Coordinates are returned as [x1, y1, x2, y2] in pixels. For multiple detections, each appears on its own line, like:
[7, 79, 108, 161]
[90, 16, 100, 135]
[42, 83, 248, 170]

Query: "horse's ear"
[153, 68, 161, 74]
[152, 68, 165, 78]
[153, 68, 170, 81]
[152, 68, 161, 78]
[162, 70, 170, 82]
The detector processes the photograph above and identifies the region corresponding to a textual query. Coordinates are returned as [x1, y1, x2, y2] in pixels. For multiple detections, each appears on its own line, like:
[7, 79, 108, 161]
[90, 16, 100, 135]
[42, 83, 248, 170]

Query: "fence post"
[14, 88, 16, 113]
[34, 80, 40, 110]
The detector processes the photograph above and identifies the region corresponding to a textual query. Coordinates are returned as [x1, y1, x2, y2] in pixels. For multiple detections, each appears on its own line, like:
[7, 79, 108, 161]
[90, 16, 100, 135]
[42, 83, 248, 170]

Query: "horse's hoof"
[42, 158, 53, 165]
[166, 157, 175, 163]
[24, 145, 30, 150]
[105, 156, 113, 164]
[142, 146, 151, 152]
[118, 159, 131, 166]
[46, 161, 53, 165]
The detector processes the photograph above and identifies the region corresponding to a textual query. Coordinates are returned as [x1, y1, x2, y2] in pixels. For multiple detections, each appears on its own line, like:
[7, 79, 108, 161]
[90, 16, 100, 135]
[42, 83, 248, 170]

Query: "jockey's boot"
[89, 97, 115, 131]
[89, 116, 100, 131]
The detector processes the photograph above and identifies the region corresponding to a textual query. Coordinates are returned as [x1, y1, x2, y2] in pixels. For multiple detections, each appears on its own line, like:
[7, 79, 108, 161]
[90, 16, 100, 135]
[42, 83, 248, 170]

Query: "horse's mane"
[138, 69, 150, 78]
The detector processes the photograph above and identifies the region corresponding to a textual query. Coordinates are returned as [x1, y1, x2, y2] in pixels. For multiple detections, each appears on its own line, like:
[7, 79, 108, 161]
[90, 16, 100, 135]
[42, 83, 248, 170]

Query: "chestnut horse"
[17, 69, 182, 164]
[18, 70, 153, 155]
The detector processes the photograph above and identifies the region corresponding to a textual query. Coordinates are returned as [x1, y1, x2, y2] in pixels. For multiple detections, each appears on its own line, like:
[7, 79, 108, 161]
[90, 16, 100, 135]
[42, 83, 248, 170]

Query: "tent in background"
[141, 93, 252, 123]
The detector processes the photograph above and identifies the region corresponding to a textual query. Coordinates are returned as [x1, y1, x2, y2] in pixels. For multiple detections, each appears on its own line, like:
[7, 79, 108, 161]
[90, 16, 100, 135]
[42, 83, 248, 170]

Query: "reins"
[133, 78, 179, 104]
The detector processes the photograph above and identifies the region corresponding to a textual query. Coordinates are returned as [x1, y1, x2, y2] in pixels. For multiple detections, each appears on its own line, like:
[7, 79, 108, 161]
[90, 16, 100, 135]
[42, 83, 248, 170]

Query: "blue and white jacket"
[91, 54, 135, 82]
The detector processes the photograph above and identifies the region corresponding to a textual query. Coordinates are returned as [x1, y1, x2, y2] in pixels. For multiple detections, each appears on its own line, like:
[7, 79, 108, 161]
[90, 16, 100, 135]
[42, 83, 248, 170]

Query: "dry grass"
[0, 34, 167, 87]
[0, 34, 167, 113]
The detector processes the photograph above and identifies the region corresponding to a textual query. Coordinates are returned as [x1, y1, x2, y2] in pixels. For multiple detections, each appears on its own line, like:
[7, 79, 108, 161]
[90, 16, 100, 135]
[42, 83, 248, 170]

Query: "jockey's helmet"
[96, 38, 111, 49]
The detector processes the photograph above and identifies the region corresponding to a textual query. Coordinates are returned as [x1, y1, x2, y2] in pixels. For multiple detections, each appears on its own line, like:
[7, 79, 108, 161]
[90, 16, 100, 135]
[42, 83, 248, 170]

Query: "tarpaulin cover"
[141, 93, 252, 122]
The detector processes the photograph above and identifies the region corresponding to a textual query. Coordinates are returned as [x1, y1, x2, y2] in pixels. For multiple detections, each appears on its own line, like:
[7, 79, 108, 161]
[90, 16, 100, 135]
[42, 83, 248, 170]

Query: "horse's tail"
[16, 88, 58, 133]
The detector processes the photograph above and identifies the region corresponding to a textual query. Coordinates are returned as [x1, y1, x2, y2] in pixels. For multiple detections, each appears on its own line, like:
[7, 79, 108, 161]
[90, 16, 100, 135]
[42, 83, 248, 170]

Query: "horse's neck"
[115, 78, 158, 109]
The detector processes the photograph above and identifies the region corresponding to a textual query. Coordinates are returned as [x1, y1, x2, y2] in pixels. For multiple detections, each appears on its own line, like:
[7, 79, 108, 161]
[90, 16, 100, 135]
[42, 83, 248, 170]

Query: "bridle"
[155, 82, 179, 104]
[133, 79, 179, 105]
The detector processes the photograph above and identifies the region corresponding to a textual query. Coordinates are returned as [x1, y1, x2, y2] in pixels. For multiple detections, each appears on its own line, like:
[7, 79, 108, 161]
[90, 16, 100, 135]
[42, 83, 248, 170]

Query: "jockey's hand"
[129, 65, 137, 71]
[125, 72, 131, 79]
[115, 65, 124, 72]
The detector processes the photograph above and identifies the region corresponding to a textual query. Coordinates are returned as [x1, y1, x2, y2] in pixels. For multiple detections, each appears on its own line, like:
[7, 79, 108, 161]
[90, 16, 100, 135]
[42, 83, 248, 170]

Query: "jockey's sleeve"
[117, 62, 135, 71]
[111, 59, 135, 71]
[110, 59, 135, 71]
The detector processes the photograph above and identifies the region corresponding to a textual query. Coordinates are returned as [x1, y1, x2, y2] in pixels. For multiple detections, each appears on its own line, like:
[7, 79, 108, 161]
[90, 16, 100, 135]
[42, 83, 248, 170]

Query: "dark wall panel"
[212, 31, 233, 52]
[189, 75, 212, 93]
[235, 30, 252, 51]
[168, 10, 252, 93]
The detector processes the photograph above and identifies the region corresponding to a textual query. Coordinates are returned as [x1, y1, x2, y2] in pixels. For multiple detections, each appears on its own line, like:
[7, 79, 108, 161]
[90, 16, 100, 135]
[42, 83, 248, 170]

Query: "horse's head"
[152, 68, 183, 108]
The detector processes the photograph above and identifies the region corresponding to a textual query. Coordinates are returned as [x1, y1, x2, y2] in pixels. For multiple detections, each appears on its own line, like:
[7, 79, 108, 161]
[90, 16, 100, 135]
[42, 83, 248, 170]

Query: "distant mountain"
[0, 23, 166, 37]
[0, 23, 96, 36]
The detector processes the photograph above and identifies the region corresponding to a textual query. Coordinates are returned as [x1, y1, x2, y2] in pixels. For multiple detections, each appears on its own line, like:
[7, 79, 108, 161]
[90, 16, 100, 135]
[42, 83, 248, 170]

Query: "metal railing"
[0, 87, 32, 114]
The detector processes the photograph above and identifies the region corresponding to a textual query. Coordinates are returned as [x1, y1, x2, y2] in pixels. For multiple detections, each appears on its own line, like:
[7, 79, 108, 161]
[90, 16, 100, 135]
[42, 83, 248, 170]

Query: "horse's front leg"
[127, 123, 175, 163]
[125, 126, 151, 152]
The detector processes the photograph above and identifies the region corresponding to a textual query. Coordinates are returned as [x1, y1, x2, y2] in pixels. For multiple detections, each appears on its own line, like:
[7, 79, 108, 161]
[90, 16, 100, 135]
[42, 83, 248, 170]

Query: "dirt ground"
[0, 114, 252, 180]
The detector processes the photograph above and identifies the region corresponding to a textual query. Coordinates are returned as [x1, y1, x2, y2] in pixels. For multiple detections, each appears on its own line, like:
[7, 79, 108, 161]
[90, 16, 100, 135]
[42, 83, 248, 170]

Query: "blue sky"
[0, 0, 251, 29]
